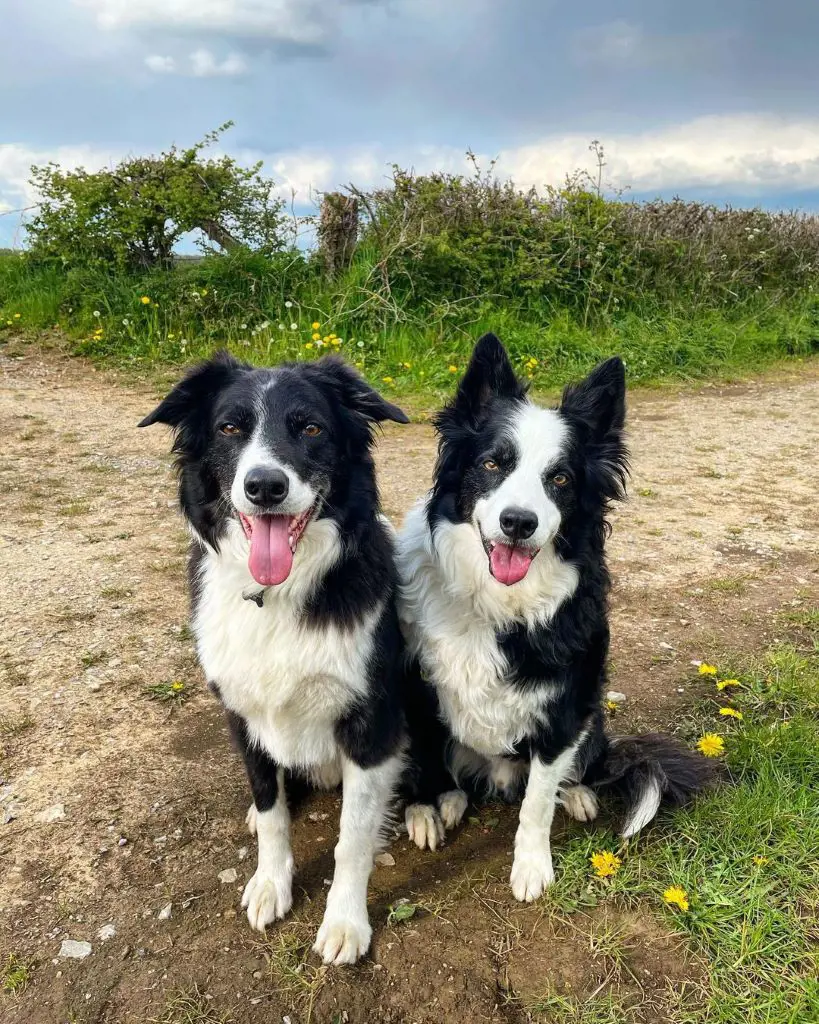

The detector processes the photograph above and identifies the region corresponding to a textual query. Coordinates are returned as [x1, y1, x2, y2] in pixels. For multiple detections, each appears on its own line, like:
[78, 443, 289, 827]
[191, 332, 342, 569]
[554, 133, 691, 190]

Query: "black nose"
[244, 467, 289, 507]
[499, 507, 538, 541]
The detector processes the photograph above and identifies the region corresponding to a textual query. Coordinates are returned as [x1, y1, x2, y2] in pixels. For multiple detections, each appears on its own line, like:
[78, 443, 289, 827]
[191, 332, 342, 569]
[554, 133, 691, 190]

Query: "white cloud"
[144, 54, 176, 73]
[75, 0, 329, 45]
[190, 48, 247, 76]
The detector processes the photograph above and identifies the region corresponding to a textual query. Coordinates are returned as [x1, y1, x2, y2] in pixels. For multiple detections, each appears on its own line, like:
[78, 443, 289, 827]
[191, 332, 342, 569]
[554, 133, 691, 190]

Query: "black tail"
[585, 733, 719, 837]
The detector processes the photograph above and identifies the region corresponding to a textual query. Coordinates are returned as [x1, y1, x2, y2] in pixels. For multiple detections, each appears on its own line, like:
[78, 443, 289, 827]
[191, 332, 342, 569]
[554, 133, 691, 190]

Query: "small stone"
[374, 852, 395, 867]
[35, 804, 66, 823]
[97, 924, 116, 941]
[157, 903, 172, 921]
[218, 868, 238, 884]
[238, 846, 248, 861]
[253, 970, 262, 980]
[88, 681, 102, 692]
[308, 812, 329, 823]
[605, 691, 627, 704]
[658, 641, 674, 651]
[117, 837, 128, 847]
[59, 939, 92, 959]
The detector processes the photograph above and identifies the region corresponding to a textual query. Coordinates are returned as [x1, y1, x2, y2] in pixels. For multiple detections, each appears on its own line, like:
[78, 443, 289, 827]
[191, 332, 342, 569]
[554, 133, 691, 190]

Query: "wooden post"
[318, 192, 359, 278]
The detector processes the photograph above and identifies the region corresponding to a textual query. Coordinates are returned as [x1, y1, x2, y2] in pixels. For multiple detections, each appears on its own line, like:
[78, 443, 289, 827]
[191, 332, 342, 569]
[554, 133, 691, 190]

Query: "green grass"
[149, 987, 233, 1024]
[2, 954, 32, 995]
[525, 620, 819, 1023]
[2, 250, 818, 403]
[144, 679, 190, 705]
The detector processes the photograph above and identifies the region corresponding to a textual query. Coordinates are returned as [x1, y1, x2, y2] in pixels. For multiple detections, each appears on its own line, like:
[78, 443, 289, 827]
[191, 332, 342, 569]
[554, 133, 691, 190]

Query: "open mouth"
[481, 532, 540, 587]
[238, 499, 320, 587]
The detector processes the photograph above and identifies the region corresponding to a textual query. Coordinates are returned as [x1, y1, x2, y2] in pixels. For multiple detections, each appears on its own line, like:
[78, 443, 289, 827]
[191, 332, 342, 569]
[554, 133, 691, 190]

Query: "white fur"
[621, 777, 662, 837]
[315, 754, 404, 965]
[194, 518, 377, 771]
[559, 783, 599, 822]
[229, 423, 318, 519]
[242, 769, 294, 929]
[510, 732, 588, 901]
[397, 498, 578, 757]
[475, 403, 568, 551]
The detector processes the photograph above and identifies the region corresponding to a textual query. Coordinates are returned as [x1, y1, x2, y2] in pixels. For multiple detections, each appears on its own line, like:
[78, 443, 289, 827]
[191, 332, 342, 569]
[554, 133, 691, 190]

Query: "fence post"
[318, 192, 359, 279]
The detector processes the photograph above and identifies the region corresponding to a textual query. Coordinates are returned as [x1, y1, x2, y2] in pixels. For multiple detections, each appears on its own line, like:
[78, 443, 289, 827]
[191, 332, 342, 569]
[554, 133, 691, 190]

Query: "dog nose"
[499, 507, 538, 541]
[244, 467, 289, 506]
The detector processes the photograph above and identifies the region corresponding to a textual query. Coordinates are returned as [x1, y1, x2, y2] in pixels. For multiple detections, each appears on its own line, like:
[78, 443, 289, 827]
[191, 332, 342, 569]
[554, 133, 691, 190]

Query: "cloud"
[144, 54, 176, 73]
[75, 0, 334, 45]
[571, 19, 734, 72]
[190, 49, 247, 76]
[145, 49, 248, 76]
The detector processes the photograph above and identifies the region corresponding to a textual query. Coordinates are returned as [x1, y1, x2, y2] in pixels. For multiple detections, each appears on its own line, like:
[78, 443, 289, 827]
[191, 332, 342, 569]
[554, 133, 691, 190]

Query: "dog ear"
[561, 356, 628, 499]
[138, 350, 246, 455]
[308, 356, 409, 424]
[446, 333, 526, 426]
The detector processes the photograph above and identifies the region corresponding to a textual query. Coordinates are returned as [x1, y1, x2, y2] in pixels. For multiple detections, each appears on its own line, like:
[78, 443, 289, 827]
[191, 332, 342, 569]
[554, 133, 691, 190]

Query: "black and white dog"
[140, 351, 409, 964]
[398, 334, 714, 901]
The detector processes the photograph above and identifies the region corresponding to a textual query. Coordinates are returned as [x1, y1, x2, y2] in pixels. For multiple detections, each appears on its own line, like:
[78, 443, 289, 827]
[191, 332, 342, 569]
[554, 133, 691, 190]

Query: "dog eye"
[303, 423, 322, 437]
[219, 423, 243, 437]
[483, 459, 499, 472]
[552, 472, 569, 486]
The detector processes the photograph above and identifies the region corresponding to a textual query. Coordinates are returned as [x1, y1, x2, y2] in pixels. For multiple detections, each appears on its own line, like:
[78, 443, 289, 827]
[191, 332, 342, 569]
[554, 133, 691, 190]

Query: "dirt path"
[1, 350, 817, 1024]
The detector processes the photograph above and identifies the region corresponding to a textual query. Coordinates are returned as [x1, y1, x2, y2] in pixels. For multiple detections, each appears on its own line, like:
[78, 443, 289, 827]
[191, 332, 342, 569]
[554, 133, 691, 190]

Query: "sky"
[3, 0, 819, 248]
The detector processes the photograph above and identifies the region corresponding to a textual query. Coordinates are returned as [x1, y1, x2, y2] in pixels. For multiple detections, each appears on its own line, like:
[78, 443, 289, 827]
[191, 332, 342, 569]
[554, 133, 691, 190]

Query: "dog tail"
[587, 733, 719, 837]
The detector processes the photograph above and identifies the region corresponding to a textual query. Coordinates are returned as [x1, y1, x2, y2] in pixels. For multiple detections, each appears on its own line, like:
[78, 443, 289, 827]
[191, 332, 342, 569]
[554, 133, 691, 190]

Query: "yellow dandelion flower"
[448, 364, 458, 374]
[312, 333, 321, 341]
[719, 707, 743, 720]
[13, 312, 21, 318]
[698, 663, 718, 676]
[697, 733, 725, 757]
[590, 850, 621, 879]
[171, 681, 185, 692]
[382, 376, 394, 384]
[605, 699, 618, 711]
[401, 362, 412, 370]
[716, 679, 740, 691]
[323, 336, 331, 343]
[329, 333, 337, 340]
[201, 289, 208, 296]
[663, 886, 689, 911]
[331, 337, 342, 345]
[311, 321, 320, 330]
[140, 295, 151, 305]
[305, 342, 314, 350]
[752, 855, 769, 867]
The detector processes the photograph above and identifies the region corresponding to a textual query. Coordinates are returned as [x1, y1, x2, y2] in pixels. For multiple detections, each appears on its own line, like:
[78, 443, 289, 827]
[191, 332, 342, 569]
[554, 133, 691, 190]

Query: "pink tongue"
[248, 515, 293, 586]
[489, 543, 534, 586]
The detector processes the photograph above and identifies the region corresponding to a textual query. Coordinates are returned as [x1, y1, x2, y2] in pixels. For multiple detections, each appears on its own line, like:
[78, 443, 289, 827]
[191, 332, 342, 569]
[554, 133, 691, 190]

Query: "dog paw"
[437, 789, 468, 829]
[405, 803, 445, 851]
[510, 853, 554, 902]
[560, 784, 599, 823]
[313, 913, 372, 965]
[241, 868, 293, 930]
[245, 803, 257, 836]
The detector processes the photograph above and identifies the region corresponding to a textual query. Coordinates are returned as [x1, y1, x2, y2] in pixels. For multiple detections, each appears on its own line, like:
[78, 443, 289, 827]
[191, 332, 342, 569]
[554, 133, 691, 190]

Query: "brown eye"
[552, 472, 568, 487]
[220, 423, 242, 436]
[303, 423, 322, 437]
[483, 459, 499, 472]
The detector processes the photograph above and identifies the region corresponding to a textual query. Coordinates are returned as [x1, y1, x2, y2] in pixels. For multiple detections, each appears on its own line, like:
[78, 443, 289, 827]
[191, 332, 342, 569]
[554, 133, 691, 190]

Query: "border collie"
[397, 334, 714, 900]
[139, 351, 409, 964]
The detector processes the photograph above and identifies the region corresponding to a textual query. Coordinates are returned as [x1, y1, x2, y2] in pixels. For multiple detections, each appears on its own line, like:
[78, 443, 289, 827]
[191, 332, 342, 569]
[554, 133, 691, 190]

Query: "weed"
[265, 928, 326, 1023]
[0, 714, 34, 737]
[149, 987, 233, 1024]
[80, 649, 108, 669]
[58, 499, 90, 517]
[636, 487, 658, 498]
[2, 954, 32, 994]
[145, 680, 189, 704]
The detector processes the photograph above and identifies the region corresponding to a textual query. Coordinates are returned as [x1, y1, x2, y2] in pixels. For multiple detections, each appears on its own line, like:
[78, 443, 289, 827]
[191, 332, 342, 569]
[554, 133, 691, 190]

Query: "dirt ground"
[1, 348, 817, 1024]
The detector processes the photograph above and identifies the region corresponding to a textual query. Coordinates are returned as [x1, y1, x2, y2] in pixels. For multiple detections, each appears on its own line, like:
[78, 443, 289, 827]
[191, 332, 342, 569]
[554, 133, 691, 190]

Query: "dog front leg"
[510, 742, 582, 902]
[314, 753, 403, 965]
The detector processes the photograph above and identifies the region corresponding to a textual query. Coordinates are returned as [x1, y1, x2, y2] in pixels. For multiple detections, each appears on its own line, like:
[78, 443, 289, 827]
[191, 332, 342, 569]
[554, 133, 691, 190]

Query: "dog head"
[431, 333, 628, 586]
[139, 351, 407, 586]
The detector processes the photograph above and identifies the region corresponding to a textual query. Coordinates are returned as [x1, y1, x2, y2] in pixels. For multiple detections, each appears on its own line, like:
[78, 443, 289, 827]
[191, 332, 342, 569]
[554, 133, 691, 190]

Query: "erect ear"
[561, 356, 628, 499]
[138, 350, 246, 455]
[444, 333, 526, 427]
[308, 356, 409, 424]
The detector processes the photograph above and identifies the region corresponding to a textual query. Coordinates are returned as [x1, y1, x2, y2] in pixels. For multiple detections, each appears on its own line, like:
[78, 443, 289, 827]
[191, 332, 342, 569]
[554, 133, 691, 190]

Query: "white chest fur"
[397, 501, 577, 756]
[193, 522, 378, 770]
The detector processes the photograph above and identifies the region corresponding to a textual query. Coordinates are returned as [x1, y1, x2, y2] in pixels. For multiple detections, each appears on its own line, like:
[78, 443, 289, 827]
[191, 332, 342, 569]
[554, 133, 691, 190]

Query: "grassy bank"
[2, 250, 818, 398]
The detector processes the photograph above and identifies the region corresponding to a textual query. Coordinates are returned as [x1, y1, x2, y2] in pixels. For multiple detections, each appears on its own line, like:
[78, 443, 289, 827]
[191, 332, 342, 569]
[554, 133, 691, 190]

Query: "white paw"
[437, 789, 468, 829]
[313, 914, 372, 965]
[560, 784, 599, 823]
[510, 853, 554, 902]
[405, 803, 445, 851]
[241, 867, 293, 930]
[245, 803, 257, 836]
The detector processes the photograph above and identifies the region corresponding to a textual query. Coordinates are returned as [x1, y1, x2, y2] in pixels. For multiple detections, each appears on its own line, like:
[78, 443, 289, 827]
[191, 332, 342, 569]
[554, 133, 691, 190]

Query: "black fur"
[413, 333, 715, 830]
